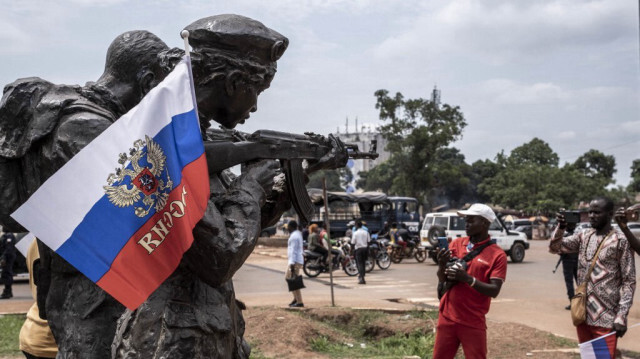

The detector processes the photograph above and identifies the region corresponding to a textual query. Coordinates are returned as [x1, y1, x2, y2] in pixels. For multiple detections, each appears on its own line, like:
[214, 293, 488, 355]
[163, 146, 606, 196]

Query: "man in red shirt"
[434, 204, 508, 359]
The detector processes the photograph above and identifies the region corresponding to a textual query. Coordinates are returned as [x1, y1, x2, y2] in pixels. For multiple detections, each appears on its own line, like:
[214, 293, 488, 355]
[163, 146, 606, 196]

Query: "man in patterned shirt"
[549, 197, 635, 358]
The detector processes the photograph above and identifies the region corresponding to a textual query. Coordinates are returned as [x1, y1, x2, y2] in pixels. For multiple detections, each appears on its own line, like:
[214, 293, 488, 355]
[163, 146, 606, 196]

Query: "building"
[335, 119, 390, 188]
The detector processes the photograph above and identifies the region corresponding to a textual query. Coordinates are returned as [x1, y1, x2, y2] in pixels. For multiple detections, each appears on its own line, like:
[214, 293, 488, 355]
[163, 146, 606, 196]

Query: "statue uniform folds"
[112, 15, 290, 358]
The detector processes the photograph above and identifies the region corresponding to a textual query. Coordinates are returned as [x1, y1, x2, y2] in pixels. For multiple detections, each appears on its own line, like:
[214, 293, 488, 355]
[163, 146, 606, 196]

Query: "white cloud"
[556, 131, 577, 140]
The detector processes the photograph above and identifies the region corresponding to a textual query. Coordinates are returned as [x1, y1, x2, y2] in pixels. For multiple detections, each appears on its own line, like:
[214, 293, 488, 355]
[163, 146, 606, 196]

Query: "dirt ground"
[244, 306, 597, 359]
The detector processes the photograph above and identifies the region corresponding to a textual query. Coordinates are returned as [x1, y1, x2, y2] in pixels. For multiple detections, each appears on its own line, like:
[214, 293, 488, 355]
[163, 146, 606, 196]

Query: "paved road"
[234, 239, 640, 352]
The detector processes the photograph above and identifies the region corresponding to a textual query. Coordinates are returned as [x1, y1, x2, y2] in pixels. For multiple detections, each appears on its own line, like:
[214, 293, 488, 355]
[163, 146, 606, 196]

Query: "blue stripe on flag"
[579, 336, 612, 359]
[56, 109, 203, 282]
[590, 337, 611, 359]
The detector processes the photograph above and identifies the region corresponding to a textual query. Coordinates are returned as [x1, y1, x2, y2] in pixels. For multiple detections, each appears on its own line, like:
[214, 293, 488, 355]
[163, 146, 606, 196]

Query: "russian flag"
[579, 332, 614, 359]
[11, 57, 209, 310]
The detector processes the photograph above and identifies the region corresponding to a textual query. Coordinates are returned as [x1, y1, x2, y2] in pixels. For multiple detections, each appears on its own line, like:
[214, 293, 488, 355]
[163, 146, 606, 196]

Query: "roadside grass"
[310, 330, 433, 358]
[248, 347, 270, 359]
[0, 314, 24, 357]
[546, 333, 576, 347]
[301, 309, 435, 358]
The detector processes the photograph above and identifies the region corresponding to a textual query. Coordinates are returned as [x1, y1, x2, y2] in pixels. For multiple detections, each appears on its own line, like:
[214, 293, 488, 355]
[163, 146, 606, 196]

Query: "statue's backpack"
[0, 77, 79, 232]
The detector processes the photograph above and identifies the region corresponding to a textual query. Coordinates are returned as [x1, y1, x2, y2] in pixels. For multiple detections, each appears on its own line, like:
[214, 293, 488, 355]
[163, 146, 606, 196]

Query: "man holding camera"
[434, 204, 507, 359]
[549, 197, 635, 359]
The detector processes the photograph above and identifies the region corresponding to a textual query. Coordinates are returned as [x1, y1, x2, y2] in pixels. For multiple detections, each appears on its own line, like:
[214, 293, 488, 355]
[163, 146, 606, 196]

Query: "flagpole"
[180, 29, 202, 134]
[181, 30, 191, 58]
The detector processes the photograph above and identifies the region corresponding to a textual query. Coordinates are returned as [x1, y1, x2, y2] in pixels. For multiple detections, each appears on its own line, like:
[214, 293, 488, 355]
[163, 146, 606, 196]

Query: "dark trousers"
[1, 253, 15, 293]
[312, 246, 329, 264]
[354, 247, 368, 279]
[561, 254, 578, 300]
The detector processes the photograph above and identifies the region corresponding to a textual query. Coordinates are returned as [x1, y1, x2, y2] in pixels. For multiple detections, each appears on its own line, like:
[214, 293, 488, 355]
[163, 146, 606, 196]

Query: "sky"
[1, 0, 638, 186]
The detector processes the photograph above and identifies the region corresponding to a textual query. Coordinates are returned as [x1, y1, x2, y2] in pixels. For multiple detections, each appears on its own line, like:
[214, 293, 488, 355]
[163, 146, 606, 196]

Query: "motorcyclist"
[389, 222, 399, 244]
[376, 221, 390, 240]
[319, 226, 340, 267]
[396, 223, 411, 253]
[307, 224, 329, 266]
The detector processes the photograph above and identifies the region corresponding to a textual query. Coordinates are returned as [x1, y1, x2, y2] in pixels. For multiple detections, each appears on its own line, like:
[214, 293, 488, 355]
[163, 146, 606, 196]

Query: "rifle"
[204, 128, 379, 223]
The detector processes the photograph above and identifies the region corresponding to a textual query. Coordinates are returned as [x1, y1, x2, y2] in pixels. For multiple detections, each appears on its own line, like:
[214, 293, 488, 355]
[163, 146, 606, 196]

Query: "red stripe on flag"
[96, 154, 209, 309]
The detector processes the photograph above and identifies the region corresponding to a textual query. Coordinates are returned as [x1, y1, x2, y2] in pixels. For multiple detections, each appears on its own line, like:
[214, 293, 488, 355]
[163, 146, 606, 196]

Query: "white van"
[420, 212, 529, 263]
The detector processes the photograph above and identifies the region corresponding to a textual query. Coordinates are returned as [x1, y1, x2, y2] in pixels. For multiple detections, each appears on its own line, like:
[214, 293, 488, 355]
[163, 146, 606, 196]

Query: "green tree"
[429, 148, 472, 208]
[359, 89, 467, 208]
[469, 158, 503, 203]
[628, 159, 640, 193]
[478, 138, 567, 213]
[478, 141, 616, 213]
[307, 168, 353, 191]
[571, 149, 616, 187]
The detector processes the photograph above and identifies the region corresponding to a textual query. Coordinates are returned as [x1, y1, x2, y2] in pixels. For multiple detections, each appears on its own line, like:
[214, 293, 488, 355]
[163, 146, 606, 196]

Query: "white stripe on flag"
[15, 232, 35, 257]
[579, 323, 640, 359]
[11, 61, 194, 250]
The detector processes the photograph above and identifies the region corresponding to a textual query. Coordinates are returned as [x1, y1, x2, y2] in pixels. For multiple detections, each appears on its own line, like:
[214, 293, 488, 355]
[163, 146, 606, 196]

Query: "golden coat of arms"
[104, 136, 173, 217]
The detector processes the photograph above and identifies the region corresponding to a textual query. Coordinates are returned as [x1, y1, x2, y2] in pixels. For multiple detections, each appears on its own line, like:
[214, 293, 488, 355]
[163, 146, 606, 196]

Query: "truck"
[420, 211, 529, 263]
[307, 188, 421, 238]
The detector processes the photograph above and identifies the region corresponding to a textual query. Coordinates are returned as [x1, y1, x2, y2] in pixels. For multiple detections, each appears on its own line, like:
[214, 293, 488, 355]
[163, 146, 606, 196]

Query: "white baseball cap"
[457, 204, 496, 223]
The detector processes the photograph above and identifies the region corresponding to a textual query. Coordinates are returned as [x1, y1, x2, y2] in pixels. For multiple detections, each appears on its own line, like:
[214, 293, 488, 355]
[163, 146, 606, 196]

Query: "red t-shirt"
[439, 236, 507, 329]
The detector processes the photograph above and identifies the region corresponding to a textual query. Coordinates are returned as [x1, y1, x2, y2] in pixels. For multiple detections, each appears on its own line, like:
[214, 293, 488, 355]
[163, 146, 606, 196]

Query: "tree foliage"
[477, 138, 622, 213]
[571, 149, 616, 186]
[358, 89, 467, 208]
[356, 88, 638, 213]
[628, 159, 640, 193]
[307, 168, 353, 191]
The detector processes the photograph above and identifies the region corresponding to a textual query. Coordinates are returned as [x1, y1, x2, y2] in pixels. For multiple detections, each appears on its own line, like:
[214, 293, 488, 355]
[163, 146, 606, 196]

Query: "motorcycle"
[368, 234, 391, 270]
[389, 236, 427, 263]
[303, 237, 359, 277]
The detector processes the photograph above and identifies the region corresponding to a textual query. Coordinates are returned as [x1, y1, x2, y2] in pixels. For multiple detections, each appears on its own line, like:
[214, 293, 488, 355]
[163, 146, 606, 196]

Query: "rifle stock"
[204, 128, 378, 223]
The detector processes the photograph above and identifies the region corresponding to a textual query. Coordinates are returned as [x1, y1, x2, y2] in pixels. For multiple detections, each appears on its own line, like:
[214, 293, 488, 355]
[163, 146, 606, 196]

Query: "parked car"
[259, 226, 277, 238]
[612, 222, 640, 238]
[505, 219, 533, 230]
[628, 222, 640, 238]
[420, 212, 529, 263]
[575, 222, 591, 233]
[513, 224, 533, 240]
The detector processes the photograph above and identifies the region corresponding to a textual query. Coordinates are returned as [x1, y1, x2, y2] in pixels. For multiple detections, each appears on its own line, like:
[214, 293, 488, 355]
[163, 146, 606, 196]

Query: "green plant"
[0, 314, 25, 356]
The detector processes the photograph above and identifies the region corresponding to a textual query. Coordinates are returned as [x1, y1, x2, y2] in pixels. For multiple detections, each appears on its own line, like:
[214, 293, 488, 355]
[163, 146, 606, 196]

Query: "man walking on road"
[0, 231, 16, 299]
[286, 220, 304, 308]
[549, 197, 635, 359]
[434, 204, 507, 359]
[351, 220, 370, 285]
[559, 222, 579, 310]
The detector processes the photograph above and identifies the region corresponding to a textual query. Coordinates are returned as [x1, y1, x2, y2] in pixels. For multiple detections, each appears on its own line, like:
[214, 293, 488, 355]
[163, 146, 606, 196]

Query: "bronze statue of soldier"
[0, 31, 171, 358]
[112, 14, 291, 358]
[2, 14, 349, 359]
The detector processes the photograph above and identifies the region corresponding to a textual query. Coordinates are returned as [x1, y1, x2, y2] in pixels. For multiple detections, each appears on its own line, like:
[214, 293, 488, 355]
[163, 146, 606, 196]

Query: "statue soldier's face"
[196, 74, 271, 129]
[224, 79, 269, 128]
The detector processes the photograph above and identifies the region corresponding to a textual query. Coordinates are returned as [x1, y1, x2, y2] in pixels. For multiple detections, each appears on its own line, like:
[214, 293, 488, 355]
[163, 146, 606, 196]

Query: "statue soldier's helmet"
[184, 14, 288, 66]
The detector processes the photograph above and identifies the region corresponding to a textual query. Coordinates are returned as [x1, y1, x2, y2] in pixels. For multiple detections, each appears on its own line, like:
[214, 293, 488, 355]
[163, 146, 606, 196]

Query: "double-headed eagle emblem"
[104, 136, 173, 217]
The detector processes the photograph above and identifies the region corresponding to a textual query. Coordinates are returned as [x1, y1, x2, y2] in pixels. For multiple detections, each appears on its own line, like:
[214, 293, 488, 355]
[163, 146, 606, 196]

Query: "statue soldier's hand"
[243, 160, 281, 193]
[307, 135, 348, 173]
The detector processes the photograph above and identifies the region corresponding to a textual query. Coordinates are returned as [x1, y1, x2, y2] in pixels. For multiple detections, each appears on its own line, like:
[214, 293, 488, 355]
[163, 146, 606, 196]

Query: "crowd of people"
[432, 198, 638, 359]
[284, 197, 640, 359]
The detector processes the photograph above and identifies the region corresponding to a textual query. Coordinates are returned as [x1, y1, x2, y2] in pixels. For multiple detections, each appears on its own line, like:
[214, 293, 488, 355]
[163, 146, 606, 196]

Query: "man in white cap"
[433, 203, 507, 359]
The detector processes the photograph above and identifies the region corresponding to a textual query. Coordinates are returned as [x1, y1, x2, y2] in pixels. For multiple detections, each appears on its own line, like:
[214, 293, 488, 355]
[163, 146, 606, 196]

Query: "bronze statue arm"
[184, 161, 278, 287]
